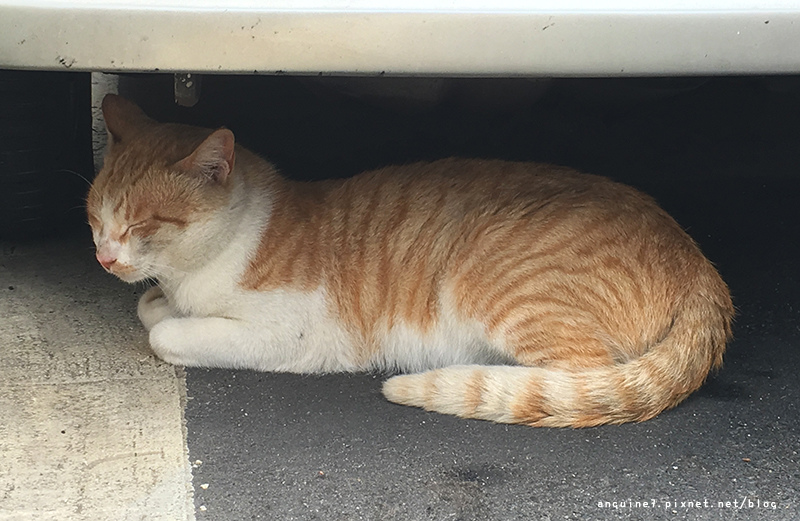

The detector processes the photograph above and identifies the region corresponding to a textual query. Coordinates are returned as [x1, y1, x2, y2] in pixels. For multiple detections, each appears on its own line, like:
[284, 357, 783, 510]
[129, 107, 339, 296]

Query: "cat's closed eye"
[122, 220, 149, 237]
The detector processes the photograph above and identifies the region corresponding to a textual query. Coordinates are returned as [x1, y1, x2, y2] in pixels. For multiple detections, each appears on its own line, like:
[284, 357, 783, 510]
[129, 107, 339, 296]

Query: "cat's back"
[328, 157, 655, 220]
[323, 157, 677, 249]
[251, 158, 705, 290]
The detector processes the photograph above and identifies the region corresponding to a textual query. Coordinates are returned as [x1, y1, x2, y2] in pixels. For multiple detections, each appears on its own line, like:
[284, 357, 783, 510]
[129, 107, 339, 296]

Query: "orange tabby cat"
[87, 94, 733, 427]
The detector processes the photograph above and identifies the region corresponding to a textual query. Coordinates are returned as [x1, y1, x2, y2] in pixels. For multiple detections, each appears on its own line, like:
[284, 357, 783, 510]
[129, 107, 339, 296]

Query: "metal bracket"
[174, 73, 201, 107]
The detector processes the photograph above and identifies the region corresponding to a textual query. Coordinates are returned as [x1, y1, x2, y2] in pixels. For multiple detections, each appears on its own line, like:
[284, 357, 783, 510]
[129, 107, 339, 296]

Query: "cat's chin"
[114, 271, 148, 284]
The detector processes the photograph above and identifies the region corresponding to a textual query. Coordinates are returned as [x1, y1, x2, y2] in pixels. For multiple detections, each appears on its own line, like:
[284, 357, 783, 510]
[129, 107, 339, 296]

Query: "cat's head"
[87, 94, 236, 282]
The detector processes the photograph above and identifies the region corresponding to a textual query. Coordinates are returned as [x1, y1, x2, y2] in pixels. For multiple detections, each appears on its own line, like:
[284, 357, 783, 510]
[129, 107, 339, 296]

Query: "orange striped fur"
[88, 95, 733, 427]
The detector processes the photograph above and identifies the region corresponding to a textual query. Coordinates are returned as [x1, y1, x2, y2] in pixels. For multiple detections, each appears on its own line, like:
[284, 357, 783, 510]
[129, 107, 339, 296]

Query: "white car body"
[1, 0, 800, 75]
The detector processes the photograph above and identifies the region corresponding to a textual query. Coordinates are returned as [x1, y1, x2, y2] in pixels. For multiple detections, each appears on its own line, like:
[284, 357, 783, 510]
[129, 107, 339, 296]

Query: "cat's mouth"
[94, 246, 147, 282]
[106, 263, 146, 283]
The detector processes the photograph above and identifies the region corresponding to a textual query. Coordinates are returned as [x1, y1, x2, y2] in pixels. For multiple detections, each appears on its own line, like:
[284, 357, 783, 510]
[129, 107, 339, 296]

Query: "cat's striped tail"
[381, 292, 732, 427]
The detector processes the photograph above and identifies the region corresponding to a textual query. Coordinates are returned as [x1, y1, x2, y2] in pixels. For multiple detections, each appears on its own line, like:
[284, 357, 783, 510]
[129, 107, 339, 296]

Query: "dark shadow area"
[0, 71, 93, 240]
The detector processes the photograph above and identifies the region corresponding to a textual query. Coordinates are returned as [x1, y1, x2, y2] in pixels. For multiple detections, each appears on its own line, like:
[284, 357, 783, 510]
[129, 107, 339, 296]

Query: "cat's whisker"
[145, 262, 189, 275]
[56, 168, 93, 187]
[135, 278, 157, 291]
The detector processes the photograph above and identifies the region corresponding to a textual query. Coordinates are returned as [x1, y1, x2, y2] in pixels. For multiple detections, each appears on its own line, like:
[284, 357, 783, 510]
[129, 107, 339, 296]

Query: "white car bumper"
[2, 1, 800, 75]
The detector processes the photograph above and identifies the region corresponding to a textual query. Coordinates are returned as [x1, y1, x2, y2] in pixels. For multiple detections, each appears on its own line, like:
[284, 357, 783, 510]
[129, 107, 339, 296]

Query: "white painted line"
[0, 238, 195, 520]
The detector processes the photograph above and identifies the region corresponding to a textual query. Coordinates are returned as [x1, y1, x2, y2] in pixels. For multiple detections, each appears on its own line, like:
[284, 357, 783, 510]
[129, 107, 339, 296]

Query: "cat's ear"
[174, 129, 236, 185]
[102, 94, 153, 145]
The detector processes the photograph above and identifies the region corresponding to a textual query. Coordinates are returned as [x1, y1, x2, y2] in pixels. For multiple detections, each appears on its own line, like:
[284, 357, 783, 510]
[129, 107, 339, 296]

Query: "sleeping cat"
[87, 94, 733, 427]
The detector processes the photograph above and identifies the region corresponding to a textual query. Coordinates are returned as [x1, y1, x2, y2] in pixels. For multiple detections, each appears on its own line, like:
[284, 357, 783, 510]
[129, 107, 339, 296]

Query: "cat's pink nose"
[96, 252, 117, 270]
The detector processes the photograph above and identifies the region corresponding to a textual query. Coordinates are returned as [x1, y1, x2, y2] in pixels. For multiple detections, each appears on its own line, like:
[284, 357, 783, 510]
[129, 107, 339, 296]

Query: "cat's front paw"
[149, 319, 187, 365]
[137, 286, 174, 331]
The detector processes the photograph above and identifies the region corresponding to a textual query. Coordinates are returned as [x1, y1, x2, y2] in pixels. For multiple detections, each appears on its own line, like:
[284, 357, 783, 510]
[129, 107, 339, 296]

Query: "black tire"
[0, 70, 92, 239]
